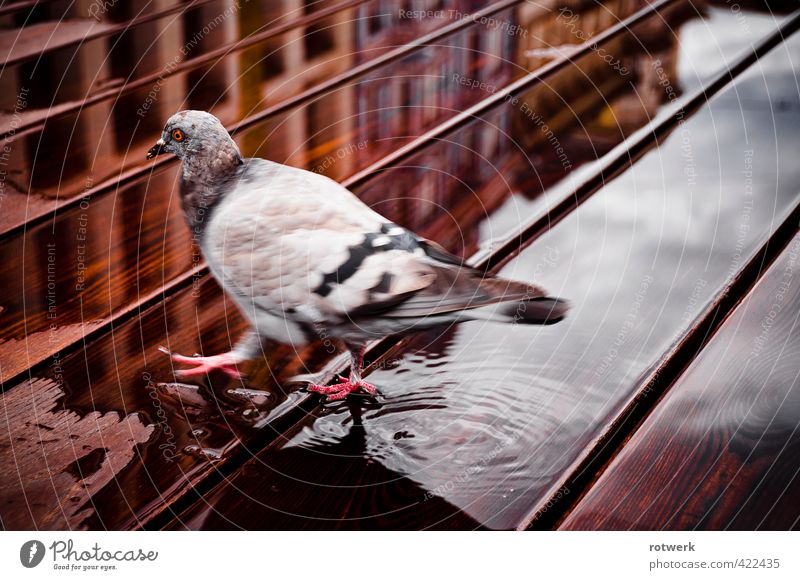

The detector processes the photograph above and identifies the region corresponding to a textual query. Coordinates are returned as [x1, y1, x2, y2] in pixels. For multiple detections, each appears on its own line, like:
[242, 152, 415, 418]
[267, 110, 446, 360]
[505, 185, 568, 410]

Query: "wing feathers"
[380, 262, 545, 318]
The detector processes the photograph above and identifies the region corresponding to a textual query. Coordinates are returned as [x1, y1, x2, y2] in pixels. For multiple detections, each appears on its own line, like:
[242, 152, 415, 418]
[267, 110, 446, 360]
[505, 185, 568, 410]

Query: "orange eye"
[171, 129, 185, 142]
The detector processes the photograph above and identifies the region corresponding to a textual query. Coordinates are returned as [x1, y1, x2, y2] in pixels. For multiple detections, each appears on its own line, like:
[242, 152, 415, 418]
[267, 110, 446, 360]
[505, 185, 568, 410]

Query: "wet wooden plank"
[0, 0, 219, 67]
[166, 23, 800, 530]
[561, 233, 800, 530]
[0, 378, 154, 530]
[4, 1, 785, 531]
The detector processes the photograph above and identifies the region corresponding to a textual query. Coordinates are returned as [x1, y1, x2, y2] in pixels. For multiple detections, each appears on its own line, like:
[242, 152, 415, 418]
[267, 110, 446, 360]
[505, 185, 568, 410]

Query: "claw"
[160, 346, 243, 379]
[307, 346, 377, 400]
[308, 380, 377, 401]
[360, 382, 377, 395]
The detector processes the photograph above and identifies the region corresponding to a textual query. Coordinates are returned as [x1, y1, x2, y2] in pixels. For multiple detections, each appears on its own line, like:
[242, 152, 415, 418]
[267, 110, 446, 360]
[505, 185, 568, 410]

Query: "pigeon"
[147, 110, 567, 400]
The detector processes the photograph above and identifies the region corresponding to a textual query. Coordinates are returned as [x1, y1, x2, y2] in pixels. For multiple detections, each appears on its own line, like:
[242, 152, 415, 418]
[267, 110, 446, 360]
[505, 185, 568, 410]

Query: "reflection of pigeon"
[148, 111, 568, 400]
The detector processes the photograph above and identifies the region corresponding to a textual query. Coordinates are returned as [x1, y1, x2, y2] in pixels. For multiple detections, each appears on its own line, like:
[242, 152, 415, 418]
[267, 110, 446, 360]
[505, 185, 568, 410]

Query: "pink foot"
[308, 379, 377, 401]
[159, 346, 243, 379]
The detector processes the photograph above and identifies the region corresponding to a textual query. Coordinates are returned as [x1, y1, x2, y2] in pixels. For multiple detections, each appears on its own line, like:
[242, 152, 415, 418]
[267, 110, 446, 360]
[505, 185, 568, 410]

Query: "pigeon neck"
[181, 143, 243, 185]
[179, 147, 243, 231]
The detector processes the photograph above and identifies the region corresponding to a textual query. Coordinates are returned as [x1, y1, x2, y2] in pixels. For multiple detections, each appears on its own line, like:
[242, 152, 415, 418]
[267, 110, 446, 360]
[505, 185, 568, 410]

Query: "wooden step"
[560, 231, 800, 530]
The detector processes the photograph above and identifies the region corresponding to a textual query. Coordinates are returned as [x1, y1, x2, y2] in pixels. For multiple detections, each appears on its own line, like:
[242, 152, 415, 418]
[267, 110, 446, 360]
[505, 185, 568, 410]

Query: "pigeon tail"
[462, 296, 569, 326]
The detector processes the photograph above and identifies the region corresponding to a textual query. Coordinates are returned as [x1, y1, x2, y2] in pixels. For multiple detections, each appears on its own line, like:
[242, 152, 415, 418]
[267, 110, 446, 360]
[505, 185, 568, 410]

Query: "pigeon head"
[148, 111, 244, 230]
[146, 110, 243, 177]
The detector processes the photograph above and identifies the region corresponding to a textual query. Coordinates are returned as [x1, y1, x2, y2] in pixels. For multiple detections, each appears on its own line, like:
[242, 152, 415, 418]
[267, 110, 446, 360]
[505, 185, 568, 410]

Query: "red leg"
[308, 346, 377, 401]
[159, 347, 243, 379]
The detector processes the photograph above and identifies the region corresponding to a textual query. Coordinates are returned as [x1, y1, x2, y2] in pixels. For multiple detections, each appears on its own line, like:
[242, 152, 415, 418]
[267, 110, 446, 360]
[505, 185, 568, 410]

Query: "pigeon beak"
[146, 138, 167, 160]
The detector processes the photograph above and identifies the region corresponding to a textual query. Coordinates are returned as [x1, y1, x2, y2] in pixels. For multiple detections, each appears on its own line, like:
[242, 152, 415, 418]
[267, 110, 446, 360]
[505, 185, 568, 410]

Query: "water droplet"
[227, 387, 272, 407]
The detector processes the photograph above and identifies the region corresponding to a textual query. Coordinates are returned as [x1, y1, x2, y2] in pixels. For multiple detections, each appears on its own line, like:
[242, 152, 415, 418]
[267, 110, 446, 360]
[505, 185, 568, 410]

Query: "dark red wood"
[0, 0, 219, 67]
[560, 232, 800, 530]
[3, 0, 798, 533]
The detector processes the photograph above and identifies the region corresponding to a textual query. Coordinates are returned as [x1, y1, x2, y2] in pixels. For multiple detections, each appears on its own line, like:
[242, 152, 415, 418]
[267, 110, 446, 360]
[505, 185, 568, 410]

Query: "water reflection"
[179, 397, 486, 530]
